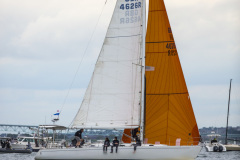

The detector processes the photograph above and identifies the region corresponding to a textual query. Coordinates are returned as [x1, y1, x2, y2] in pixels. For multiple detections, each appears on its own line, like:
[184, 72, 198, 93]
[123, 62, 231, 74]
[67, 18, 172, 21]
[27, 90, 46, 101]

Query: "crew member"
[1, 140, 6, 148]
[103, 137, 110, 152]
[110, 137, 119, 153]
[132, 128, 141, 146]
[5, 140, 11, 149]
[75, 128, 84, 148]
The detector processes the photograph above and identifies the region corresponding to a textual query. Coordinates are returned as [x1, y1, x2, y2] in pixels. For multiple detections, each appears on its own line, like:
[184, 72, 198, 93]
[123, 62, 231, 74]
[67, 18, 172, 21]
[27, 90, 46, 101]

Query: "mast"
[225, 79, 232, 145]
[140, 0, 146, 143]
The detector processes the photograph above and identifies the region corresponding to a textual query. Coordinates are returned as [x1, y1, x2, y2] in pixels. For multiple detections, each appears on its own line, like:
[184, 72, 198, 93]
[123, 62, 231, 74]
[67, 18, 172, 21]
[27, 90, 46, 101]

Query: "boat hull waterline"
[0, 148, 32, 153]
[35, 145, 202, 160]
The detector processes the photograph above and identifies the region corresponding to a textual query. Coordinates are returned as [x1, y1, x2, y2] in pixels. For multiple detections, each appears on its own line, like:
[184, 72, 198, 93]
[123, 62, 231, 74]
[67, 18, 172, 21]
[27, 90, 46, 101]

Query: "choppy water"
[0, 149, 239, 160]
[0, 152, 37, 160]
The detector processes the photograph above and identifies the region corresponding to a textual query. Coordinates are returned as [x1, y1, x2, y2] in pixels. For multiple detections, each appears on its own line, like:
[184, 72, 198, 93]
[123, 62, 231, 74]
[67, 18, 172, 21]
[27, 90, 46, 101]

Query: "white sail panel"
[72, 0, 143, 129]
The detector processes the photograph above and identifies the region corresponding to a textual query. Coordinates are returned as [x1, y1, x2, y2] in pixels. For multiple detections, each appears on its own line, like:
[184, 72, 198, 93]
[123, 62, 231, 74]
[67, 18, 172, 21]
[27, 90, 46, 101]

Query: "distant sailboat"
[224, 79, 240, 151]
[35, 0, 201, 159]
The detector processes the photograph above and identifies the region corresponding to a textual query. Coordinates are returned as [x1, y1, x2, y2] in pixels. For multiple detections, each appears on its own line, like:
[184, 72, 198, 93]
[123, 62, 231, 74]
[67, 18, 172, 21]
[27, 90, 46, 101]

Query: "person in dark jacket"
[1, 141, 6, 148]
[5, 140, 11, 149]
[26, 141, 32, 150]
[132, 128, 139, 140]
[211, 138, 217, 144]
[75, 129, 84, 148]
[132, 128, 141, 146]
[110, 137, 119, 153]
[103, 137, 110, 152]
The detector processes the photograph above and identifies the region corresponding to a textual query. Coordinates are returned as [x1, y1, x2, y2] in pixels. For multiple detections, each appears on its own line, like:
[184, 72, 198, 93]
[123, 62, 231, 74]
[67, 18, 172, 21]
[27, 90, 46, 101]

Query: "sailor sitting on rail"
[110, 137, 119, 153]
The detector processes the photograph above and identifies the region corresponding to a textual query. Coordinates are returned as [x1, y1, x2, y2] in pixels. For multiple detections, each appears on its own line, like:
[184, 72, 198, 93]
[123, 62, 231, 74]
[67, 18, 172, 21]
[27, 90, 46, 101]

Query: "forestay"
[72, 0, 143, 129]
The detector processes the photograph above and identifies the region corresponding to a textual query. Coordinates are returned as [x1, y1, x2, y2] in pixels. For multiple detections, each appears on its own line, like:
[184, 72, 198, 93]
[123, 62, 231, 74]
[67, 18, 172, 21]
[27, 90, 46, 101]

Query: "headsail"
[145, 0, 199, 145]
[72, 0, 144, 129]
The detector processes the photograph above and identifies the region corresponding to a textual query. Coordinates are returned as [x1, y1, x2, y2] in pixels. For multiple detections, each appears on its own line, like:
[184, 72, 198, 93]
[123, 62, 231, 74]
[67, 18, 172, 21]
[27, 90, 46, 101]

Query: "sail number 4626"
[120, 2, 141, 10]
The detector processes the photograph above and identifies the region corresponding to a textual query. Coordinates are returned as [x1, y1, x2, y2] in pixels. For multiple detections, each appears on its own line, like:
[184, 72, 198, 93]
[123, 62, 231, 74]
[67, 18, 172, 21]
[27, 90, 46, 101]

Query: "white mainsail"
[72, 0, 144, 129]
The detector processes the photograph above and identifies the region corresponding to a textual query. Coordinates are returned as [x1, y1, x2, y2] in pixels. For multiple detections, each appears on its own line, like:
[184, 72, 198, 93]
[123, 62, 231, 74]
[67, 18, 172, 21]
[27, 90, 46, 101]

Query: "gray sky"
[0, 0, 239, 129]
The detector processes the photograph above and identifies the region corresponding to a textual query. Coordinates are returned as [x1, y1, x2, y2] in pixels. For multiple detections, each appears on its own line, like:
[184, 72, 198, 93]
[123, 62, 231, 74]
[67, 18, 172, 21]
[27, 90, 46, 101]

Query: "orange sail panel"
[122, 129, 132, 143]
[145, 0, 199, 146]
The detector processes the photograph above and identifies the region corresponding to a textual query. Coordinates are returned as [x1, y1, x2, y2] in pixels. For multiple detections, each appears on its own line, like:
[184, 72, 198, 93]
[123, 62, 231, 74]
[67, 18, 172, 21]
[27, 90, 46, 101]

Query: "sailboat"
[223, 79, 240, 151]
[35, 0, 201, 159]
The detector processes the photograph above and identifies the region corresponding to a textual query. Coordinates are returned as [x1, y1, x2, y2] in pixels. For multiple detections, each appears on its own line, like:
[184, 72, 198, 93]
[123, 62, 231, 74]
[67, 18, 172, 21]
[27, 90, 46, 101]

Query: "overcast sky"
[0, 0, 239, 130]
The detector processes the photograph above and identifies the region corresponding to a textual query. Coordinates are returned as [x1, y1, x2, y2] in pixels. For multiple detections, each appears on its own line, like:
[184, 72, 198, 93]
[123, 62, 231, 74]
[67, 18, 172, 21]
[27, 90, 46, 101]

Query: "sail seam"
[146, 52, 167, 53]
[109, 26, 142, 29]
[106, 34, 141, 38]
[147, 92, 188, 95]
[146, 41, 173, 43]
[149, 10, 166, 12]
[166, 95, 170, 144]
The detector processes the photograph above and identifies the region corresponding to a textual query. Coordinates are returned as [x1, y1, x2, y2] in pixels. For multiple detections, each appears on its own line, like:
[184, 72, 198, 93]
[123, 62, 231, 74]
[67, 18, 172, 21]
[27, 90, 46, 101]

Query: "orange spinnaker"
[145, 0, 199, 146]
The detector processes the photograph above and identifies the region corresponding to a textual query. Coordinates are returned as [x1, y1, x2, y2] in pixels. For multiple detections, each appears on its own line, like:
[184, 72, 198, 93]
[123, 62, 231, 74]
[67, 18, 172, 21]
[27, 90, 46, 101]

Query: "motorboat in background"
[10, 124, 67, 152]
[0, 137, 32, 153]
[204, 131, 226, 152]
[0, 148, 32, 154]
[11, 136, 46, 152]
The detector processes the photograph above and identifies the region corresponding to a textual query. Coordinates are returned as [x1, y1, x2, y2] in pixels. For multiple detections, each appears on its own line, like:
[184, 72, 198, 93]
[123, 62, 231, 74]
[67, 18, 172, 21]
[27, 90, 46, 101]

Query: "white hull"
[35, 145, 202, 160]
[204, 143, 226, 152]
[11, 143, 28, 149]
[11, 142, 44, 148]
[11, 143, 40, 149]
[11, 143, 44, 152]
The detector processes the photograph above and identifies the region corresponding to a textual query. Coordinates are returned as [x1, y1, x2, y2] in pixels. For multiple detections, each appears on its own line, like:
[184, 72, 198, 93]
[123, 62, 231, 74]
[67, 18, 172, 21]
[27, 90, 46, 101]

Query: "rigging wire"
[58, 0, 109, 117]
